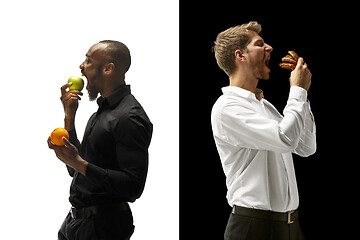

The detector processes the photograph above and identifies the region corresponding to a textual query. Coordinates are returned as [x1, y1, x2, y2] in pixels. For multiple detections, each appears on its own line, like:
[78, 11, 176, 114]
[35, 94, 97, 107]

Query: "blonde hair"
[213, 21, 262, 76]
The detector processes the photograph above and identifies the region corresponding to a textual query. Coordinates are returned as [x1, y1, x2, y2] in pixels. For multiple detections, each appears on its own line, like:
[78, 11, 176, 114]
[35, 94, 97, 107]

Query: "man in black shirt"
[48, 40, 153, 240]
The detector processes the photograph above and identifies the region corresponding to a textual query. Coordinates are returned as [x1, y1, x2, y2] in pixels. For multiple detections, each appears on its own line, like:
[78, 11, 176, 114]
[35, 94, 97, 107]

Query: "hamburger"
[279, 51, 299, 70]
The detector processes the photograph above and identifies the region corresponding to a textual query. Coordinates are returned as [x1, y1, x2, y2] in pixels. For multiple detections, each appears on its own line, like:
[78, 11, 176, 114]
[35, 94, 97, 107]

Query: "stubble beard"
[88, 85, 99, 101]
[86, 69, 101, 101]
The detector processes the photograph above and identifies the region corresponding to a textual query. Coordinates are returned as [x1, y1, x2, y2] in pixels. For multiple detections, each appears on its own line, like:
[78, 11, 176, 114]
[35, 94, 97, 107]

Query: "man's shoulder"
[212, 90, 255, 113]
[110, 94, 152, 142]
[113, 94, 152, 127]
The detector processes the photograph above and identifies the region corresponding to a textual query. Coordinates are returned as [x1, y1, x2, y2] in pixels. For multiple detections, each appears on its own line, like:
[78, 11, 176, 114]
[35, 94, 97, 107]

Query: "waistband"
[232, 205, 298, 224]
[70, 202, 130, 219]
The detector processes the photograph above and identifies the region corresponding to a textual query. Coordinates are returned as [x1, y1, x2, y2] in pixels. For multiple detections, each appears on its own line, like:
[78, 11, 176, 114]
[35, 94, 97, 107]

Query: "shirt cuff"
[289, 86, 307, 102]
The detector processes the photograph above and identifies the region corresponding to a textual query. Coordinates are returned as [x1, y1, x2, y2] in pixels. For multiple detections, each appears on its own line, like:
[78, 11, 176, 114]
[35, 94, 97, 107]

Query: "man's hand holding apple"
[60, 83, 83, 131]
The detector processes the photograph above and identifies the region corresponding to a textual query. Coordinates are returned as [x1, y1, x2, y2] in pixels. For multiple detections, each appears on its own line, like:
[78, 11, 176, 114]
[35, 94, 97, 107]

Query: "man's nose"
[265, 43, 273, 52]
[79, 61, 85, 70]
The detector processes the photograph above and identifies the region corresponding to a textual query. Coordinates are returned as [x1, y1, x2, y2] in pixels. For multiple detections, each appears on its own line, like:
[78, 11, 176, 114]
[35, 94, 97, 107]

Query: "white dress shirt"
[211, 86, 316, 213]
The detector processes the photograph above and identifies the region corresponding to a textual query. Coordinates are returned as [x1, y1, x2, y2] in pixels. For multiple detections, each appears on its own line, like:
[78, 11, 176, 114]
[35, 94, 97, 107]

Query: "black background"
[180, 2, 358, 239]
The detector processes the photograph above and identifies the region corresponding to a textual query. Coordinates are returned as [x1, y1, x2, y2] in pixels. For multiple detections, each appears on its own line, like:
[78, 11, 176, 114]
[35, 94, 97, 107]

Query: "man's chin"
[262, 72, 270, 80]
[88, 90, 99, 101]
[260, 75, 270, 81]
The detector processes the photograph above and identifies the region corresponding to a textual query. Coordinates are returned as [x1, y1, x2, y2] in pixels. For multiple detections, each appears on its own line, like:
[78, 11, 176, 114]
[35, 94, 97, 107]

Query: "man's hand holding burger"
[290, 57, 312, 91]
[280, 50, 312, 91]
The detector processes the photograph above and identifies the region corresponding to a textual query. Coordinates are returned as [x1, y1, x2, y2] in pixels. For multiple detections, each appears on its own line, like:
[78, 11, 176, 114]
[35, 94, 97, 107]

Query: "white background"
[0, 0, 178, 239]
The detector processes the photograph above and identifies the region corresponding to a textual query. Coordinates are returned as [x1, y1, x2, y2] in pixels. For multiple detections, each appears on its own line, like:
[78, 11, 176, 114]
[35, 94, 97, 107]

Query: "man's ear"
[104, 63, 115, 74]
[235, 50, 246, 61]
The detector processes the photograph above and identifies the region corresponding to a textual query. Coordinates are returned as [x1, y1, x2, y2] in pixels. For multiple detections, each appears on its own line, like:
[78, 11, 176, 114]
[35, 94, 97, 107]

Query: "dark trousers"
[58, 205, 134, 240]
[225, 206, 305, 240]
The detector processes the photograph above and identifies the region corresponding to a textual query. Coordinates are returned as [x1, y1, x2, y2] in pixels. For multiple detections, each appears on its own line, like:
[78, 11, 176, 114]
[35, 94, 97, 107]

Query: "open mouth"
[265, 55, 270, 71]
[81, 70, 87, 78]
[81, 71, 89, 91]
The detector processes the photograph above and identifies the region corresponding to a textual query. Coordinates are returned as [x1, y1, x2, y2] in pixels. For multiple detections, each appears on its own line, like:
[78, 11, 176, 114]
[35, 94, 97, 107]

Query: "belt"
[70, 202, 130, 219]
[232, 205, 298, 224]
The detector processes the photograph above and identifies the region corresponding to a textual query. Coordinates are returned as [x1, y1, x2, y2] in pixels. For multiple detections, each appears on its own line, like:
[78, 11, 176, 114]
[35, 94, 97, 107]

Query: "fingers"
[47, 137, 64, 152]
[47, 136, 55, 149]
[295, 57, 309, 68]
[60, 83, 83, 97]
[295, 57, 304, 69]
[48, 136, 63, 150]
[290, 56, 312, 91]
[60, 92, 82, 102]
[295, 57, 311, 75]
[61, 83, 72, 95]
[60, 84, 83, 105]
[62, 137, 73, 148]
[48, 136, 74, 157]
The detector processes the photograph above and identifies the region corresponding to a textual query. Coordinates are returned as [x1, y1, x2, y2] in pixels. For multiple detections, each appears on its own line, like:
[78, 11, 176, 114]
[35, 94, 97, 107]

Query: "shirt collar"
[97, 85, 131, 109]
[222, 86, 264, 101]
[222, 86, 252, 99]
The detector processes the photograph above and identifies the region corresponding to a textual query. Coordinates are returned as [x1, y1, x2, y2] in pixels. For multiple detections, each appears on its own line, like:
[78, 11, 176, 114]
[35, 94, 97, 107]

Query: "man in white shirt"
[211, 21, 316, 240]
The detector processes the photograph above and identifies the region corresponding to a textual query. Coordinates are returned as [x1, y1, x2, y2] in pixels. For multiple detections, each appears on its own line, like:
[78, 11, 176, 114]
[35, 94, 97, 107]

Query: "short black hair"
[99, 40, 131, 74]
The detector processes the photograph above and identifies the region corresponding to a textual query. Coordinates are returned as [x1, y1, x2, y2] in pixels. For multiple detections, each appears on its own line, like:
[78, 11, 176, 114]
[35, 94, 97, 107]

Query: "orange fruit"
[50, 128, 69, 146]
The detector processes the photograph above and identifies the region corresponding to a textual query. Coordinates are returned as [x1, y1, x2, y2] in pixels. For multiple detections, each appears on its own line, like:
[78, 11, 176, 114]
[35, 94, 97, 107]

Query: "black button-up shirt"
[67, 85, 153, 208]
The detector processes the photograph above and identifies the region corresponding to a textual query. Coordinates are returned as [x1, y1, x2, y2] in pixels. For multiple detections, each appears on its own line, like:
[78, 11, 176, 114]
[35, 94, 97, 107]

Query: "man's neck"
[229, 71, 258, 95]
[100, 79, 126, 98]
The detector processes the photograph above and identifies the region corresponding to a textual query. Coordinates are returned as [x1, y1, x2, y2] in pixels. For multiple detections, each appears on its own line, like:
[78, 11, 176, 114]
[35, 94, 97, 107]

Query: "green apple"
[68, 76, 84, 91]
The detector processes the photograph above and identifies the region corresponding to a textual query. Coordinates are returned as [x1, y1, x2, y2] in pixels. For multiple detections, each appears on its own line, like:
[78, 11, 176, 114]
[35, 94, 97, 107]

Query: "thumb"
[295, 57, 303, 70]
[62, 137, 72, 147]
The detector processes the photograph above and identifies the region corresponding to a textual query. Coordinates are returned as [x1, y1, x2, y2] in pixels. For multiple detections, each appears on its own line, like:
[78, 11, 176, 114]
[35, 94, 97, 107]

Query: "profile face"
[243, 31, 273, 80]
[80, 43, 107, 100]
